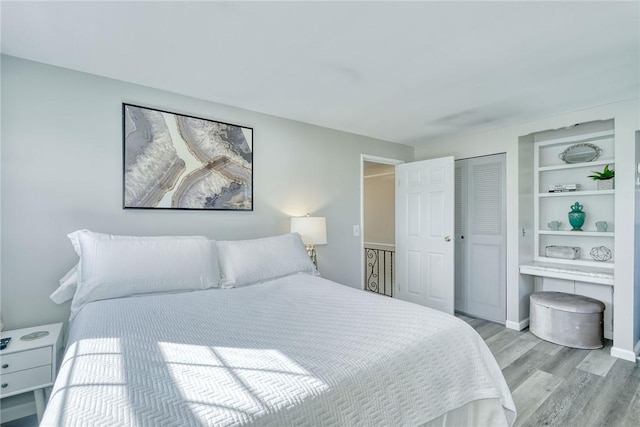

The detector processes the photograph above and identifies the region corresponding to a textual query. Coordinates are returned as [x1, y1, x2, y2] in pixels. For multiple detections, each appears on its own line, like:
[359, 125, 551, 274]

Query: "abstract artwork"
[123, 104, 253, 210]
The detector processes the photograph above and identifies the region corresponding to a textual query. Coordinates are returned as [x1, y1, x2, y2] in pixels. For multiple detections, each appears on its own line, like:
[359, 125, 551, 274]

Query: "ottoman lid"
[530, 291, 605, 313]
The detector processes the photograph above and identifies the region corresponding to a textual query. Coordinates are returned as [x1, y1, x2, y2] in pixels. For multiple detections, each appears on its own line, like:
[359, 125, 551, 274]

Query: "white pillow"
[50, 264, 78, 304]
[68, 230, 220, 317]
[217, 233, 319, 288]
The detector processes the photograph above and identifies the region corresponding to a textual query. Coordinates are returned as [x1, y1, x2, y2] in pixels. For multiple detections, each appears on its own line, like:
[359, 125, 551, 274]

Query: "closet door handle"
[444, 236, 452, 242]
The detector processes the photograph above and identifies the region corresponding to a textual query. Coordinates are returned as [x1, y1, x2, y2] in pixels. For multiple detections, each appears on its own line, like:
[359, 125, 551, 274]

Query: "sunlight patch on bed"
[52, 338, 137, 425]
[158, 342, 329, 424]
[68, 338, 127, 385]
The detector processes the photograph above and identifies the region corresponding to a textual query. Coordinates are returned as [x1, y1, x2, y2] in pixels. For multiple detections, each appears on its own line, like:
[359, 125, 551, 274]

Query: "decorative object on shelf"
[545, 245, 581, 260]
[547, 221, 561, 230]
[568, 202, 586, 231]
[590, 246, 612, 262]
[20, 330, 50, 341]
[595, 221, 608, 232]
[558, 143, 602, 164]
[290, 214, 327, 267]
[548, 183, 580, 193]
[588, 164, 615, 190]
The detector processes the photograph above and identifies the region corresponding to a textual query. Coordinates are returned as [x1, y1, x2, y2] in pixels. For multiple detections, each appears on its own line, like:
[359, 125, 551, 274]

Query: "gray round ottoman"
[530, 291, 604, 349]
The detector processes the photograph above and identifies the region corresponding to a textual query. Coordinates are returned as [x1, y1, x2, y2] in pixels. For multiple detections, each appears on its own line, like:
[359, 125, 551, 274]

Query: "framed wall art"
[123, 103, 253, 210]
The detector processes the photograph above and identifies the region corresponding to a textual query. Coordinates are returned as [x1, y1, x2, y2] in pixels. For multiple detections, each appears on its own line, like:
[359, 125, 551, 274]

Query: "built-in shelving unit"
[519, 121, 616, 339]
[533, 128, 615, 270]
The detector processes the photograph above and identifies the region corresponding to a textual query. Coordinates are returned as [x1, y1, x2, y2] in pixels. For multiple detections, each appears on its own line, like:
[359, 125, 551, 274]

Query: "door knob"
[444, 236, 452, 241]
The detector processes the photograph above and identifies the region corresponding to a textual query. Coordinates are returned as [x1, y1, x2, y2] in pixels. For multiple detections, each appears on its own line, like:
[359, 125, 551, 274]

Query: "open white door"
[395, 156, 455, 314]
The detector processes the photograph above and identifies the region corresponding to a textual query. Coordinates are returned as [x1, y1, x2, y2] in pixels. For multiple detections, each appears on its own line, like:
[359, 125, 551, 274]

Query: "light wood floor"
[460, 314, 640, 427]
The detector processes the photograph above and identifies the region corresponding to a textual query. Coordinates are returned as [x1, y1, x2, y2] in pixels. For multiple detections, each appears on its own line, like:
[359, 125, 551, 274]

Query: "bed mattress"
[41, 273, 516, 426]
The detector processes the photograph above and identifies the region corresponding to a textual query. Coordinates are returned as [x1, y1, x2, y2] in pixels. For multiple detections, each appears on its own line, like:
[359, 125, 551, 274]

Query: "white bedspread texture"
[41, 273, 515, 426]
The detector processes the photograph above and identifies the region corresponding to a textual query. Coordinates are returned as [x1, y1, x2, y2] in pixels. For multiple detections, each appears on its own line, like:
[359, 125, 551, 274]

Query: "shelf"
[538, 230, 614, 237]
[520, 261, 614, 286]
[535, 130, 615, 148]
[538, 190, 614, 197]
[534, 256, 614, 269]
[538, 159, 614, 172]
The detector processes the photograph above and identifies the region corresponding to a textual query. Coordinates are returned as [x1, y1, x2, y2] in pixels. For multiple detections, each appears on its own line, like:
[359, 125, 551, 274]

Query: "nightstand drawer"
[0, 365, 52, 397]
[0, 347, 52, 374]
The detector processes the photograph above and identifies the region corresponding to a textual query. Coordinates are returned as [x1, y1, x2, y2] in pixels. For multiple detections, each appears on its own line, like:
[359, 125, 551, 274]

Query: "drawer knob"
[1, 364, 8, 369]
[1, 383, 7, 388]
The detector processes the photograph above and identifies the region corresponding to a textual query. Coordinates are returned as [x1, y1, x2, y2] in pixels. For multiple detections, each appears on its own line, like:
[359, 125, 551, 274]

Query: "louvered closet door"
[466, 154, 506, 322]
[461, 154, 506, 323]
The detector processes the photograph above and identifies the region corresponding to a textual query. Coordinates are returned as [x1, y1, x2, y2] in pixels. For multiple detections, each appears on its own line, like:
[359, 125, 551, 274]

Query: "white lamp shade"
[290, 216, 327, 246]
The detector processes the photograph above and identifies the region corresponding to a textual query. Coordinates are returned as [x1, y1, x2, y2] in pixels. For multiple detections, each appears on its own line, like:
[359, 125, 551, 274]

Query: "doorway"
[360, 154, 457, 315]
[361, 155, 403, 296]
[455, 153, 507, 323]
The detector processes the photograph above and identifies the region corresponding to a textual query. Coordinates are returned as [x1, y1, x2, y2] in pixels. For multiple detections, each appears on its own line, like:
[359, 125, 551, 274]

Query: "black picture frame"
[122, 103, 253, 211]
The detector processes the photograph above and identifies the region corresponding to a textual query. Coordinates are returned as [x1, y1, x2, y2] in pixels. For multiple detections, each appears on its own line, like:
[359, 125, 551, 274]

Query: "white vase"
[597, 179, 614, 190]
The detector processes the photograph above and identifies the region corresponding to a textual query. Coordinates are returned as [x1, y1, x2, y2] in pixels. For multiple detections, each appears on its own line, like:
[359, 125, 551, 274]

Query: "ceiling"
[2, 1, 638, 146]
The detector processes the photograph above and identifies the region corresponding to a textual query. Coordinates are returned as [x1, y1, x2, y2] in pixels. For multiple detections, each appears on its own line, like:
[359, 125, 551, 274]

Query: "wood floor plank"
[512, 369, 564, 427]
[532, 338, 563, 356]
[619, 383, 640, 427]
[501, 349, 554, 391]
[581, 359, 640, 426]
[461, 314, 640, 426]
[494, 334, 540, 369]
[485, 328, 527, 354]
[540, 345, 590, 379]
[472, 320, 506, 341]
[576, 345, 617, 377]
[456, 313, 475, 322]
[519, 367, 603, 427]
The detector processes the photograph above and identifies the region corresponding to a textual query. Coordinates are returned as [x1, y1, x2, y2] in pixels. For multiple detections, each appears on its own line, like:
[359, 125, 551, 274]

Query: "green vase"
[568, 202, 585, 231]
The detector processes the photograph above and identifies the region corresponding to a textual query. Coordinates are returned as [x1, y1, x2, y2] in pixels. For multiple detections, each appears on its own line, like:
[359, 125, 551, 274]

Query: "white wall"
[517, 135, 535, 329]
[0, 56, 414, 330]
[364, 170, 395, 246]
[415, 99, 640, 360]
[635, 130, 640, 352]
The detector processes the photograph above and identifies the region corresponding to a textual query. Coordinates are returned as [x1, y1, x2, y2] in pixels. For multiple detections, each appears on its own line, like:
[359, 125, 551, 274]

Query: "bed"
[41, 231, 516, 426]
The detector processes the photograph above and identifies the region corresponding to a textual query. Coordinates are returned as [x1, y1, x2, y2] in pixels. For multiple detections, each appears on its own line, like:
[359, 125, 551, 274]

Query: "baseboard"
[506, 318, 529, 331]
[610, 346, 637, 362]
[0, 397, 36, 423]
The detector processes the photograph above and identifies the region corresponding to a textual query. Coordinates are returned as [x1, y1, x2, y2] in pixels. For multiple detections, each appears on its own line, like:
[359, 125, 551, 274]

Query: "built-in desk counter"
[519, 261, 614, 286]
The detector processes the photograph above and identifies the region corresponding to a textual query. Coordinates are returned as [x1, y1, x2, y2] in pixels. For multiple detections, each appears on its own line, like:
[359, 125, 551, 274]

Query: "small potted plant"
[588, 164, 615, 190]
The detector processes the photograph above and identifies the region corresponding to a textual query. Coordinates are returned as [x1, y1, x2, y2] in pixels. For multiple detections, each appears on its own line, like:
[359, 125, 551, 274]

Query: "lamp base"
[306, 245, 318, 268]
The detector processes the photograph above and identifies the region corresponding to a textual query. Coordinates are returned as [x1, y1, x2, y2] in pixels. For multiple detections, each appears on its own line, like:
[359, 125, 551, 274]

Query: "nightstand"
[0, 323, 63, 423]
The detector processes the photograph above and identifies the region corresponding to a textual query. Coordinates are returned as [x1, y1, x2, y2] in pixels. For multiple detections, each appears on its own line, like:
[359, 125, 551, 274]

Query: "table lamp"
[290, 214, 327, 266]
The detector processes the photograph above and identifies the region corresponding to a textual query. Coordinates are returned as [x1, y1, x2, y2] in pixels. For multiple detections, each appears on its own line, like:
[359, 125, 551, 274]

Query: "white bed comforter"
[41, 274, 516, 426]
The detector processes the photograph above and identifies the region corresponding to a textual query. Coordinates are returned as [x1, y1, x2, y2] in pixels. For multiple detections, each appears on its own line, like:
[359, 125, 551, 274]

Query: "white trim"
[362, 155, 405, 166]
[634, 340, 640, 361]
[0, 398, 36, 423]
[364, 242, 395, 248]
[610, 346, 637, 362]
[360, 154, 404, 291]
[535, 129, 614, 148]
[364, 171, 395, 179]
[506, 318, 529, 331]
